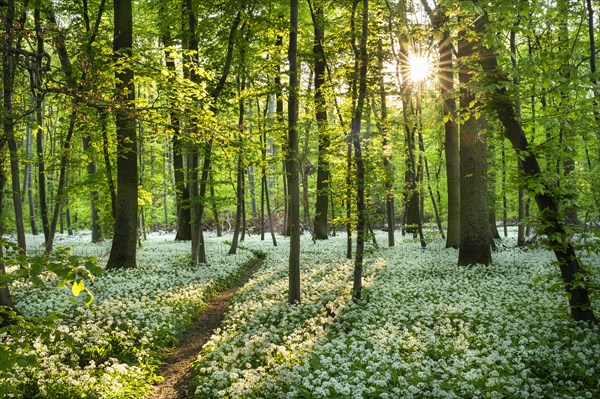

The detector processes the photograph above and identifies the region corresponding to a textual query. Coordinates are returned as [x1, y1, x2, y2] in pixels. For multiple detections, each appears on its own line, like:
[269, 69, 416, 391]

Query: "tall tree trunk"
[189, 3, 243, 264]
[65, 168, 73, 236]
[346, 142, 353, 259]
[229, 88, 245, 255]
[439, 11, 460, 248]
[312, 4, 330, 240]
[398, 35, 425, 247]
[24, 110, 38, 235]
[163, 30, 192, 241]
[46, 110, 76, 252]
[209, 172, 221, 237]
[501, 140, 508, 237]
[457, 22, 491, 266]
[260, 99, 277, 246]
[106, 0, 138, 269]
[488, 141, 501, 239]
[248, 165, 257, 222]
[288, 0, 301, 304]
[351, 0, 368, 301]
[508, 27, 527, 246]
[80, 0, 107, 242]
[32, 6, 47, 239]
[0, 160, 15, 309]
[417, 83, 444, 239]
[3, 0, 26, 254]
[83, 134, 103, 242]
[376, 38, 395, 247]
[476, 12, 596, 323]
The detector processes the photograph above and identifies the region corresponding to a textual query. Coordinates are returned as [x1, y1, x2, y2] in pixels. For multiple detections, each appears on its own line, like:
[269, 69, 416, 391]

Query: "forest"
[1, 0, 600, 398]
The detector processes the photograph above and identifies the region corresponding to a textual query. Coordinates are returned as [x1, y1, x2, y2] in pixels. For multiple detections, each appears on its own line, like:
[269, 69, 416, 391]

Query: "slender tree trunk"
[0, 163, 15, 309]
[417, 84, 444, 239]
[436, 10, 460, 248]
[229, 90, 245, 255]
[510, 27, 527, 246]
[3, 0, 26, 254]
[476, 12, 596, 323]
[376, 39, 395, 247]
[65, 168, 73, 236]
[288, 0, 301, 304]
[46, 110, 76, 252]
[488, 141, 501, 239]
[100, 111, 117, 219]
[24, 112, 38, 235]
[457, 22, 491, 266]
[163, 32, 192, 241]
[313, 4, 330, 240]
[106, 0, 138, 269]
[346, 143, 353, 259]
[351, 0, 368, 301]
[248, 165, 257, 222]
[260, 103, 277, 246]
[209, 173, 221, 237]
[501, 140, 508, 237]
[188, 3, 243, 265]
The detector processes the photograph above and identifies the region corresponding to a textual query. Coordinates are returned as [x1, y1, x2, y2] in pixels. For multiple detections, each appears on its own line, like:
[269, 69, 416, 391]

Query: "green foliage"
[1, 241, 102, 306]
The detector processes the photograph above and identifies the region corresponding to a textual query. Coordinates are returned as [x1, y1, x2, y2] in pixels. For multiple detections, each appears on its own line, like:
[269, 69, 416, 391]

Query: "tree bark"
[457, 23, 491, 266]
[438, 10, 460, 248]
[162, 30, 191, 241]
[3, 0, 27, 254]
[229, 86, 245, 255]
[288, 0, 301, 304]
[350, 0, 368, 301]
[106, 0, 138, 269]
[312, 4, 330, 240]
[476, 12, 596, 323]
[376, 38, 395, 247]
[24, 105, 38, 235]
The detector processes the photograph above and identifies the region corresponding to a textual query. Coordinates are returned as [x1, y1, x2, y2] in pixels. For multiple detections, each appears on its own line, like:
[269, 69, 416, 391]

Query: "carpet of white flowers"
[191, 231, 600, 399]
[2, 231, 254, 399]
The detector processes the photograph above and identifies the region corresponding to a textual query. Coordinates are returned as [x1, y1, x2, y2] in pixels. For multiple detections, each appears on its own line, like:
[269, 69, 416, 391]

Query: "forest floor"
[3, 229, 600, 399]
[149, 254, 264, 399]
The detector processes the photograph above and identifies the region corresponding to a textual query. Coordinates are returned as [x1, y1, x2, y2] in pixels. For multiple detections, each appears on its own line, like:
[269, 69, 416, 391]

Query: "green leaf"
[85, 288, 95, 306]
[71, 280, 84, 297]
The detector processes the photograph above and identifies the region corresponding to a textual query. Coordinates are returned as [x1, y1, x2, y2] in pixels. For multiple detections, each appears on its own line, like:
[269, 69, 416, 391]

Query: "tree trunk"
[457, 24, 491, 266]
[163, 32, 192, 241]
[209, 173, 221, 237]
[288, 0, 301, 304]
[476, 12, 596, 323]
[24, 110, 38, 235]
[0, 136, 15, 309]
[3, 0, 26, 254]
[417, 84, 444, 239]
[229, 90, 245, 255]
[259, 101, 277, 246]
[351, 0, 368, 301]
[189, 3, 243, 264]
[488, 141, 501, 239]
[501, 140, 508, 237]
[440, 21, 460, 248]
[376, 39, 395, 247]
[313, 4, 330, 240]
[106, 0, 138, 269]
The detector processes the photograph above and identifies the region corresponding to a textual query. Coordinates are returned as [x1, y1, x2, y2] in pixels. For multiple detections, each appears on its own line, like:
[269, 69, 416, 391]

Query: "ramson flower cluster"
[2, 231, 254, 398]
[191, 230, 600, 399]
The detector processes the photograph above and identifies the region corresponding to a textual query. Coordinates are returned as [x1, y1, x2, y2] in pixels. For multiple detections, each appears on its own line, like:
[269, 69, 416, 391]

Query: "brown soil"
[148, 255, 263, 399]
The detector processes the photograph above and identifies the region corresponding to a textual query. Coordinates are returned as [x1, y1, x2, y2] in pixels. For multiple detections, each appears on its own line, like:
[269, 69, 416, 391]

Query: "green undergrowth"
[1, 233, 258, 399]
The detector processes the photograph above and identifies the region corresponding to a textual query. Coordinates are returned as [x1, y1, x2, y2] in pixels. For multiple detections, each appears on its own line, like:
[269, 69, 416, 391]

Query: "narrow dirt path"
[148, 255, 263, 399]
